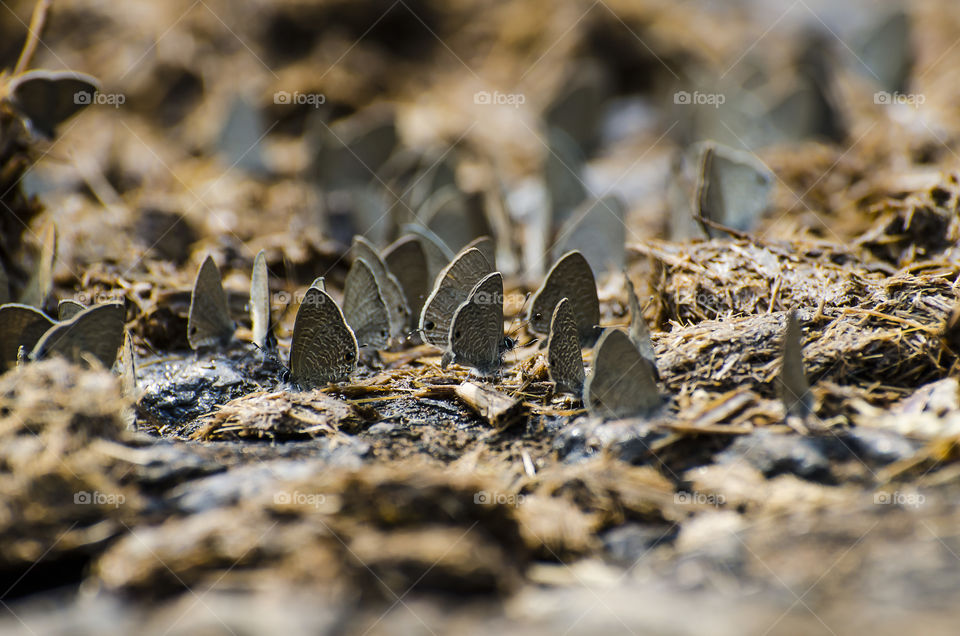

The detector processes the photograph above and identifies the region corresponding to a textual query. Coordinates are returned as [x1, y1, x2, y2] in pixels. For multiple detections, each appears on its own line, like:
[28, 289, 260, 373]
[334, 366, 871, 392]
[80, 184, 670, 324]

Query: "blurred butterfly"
[187, 255, 235, 350]
[342, 257, 390, 350]
[58, 299, 85, 321]
[383, 234, 431, 332]
[249, 250, 275, 351]
[778, 309, 812, 420]
[0, 303, 55, 371]
[584, 328, 661, 420]
[625, 275, 658, 379]
[4, 69, 100, 139]
[289, 284, 358, 388]
[351, 236, 409, 341]
[696, 141, 773, 237]
[31, 302, 125, 368]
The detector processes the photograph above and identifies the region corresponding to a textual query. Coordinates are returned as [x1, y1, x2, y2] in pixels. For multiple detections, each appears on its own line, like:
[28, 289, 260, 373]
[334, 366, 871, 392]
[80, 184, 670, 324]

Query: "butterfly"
[696, 141, 773, 237]
[584, 328, 661, 420]
[58, 299, 84, 321]
[528, 250, 601, 347]
[383, 234, 431, 330]
[187, 255, 235, 350]
[289, 284, 358, 388]
[625, 275, 658, 379]
[4, 69, 100, 139]
[31, 302, 125, 368]
[342, 257, 391, 350]
[0, 303, 55, 371]
[249, 250, 274, 350]
[547, 297, 585, 396]
[442, 271, 508, 377]
[351, 236, 409, 341]
[419, 245, 493, 348]
[778, 309, 812, 419]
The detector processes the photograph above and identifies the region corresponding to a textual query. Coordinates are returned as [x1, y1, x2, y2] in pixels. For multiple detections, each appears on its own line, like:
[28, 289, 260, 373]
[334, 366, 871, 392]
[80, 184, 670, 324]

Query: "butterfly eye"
[534, 313, 542, 321]
[454, 330, 461, 339]
[425, 321, 435, 330]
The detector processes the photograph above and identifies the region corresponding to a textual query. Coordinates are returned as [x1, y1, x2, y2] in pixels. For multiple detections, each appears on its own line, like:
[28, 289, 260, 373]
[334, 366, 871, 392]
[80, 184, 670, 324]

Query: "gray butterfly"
[5, 70, 100, 139]
[544, 127, 587, 228]
[778, 310, 812, 419]
[420, 185, 492, 253]
[464, 235, 496, 270]
[552, 194, 626, 275]
[383, 234, 430, 329]
[0, 303, 56, 371]
[528, 251, 600, 347]
[547, 297, 584, 396]
[419, 246, 493, 347]
[31, 302, 125, 368]
[58, 299, 85, 321]
[402, 224, 455, 280]
[250, 250, 272, 350]
[352, 236, 409, 340]
[187, 255, 235, 350]
[289, 285, 358, 388]
[342, 257, 391, 350]
[442, 272, 506, 377]
[696, 142, 773, 237]
[625, 275, 658, 376]
[584, 328, 661, 420]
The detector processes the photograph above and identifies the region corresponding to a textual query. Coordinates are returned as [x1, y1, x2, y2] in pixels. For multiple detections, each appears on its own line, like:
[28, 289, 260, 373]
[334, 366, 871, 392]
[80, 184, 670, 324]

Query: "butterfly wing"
[446, 272, 504, 376]
[778, 310, 812, 418]
[31, 302, 125, 368]
[528, 250, 600, 346]
[7, 70, 100, 138]
[342, 258, 390, 350]
[352, 236, 409, 340]
[187, 255, 235, 350]
[0, 304, 56, 370]
[290, 286, 358, 388]
[384, 235, 430, 329]
[625, 276, 657, 373]
[547, 297, 585, 396]
[250, 250, 271, 349]
[584, 329, 660, 419]
[419, 247, 492, 347]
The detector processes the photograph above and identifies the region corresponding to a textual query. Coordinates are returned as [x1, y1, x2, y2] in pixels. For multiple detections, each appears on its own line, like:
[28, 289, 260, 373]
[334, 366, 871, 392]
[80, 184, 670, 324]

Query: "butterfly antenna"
[505, 290, 532, 345]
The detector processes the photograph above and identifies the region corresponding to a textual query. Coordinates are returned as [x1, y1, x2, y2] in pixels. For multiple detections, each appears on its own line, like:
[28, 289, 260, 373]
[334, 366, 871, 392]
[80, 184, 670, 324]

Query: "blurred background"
[5, 0, 957, 297]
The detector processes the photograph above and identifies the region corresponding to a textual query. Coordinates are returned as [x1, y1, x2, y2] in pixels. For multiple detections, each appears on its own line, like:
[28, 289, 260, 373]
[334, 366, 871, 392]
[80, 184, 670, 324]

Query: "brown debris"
[192, 390, 369, 441]
[455, 381, 528, 431]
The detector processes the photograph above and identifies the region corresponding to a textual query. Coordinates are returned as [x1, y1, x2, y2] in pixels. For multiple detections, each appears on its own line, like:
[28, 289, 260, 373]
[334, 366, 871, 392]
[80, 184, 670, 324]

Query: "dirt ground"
[3, 0, 960, 634]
